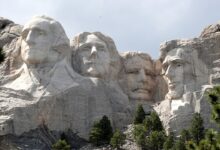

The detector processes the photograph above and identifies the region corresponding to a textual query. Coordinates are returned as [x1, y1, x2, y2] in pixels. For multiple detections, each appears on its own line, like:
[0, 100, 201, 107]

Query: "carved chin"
[166, 91, 183, 100]
[83, 66, 108, 78]
[129, 92, 151, 101]
[86, 68, 101, 78]
[23, 55, 44, 64]
[22, 50, 46, 64]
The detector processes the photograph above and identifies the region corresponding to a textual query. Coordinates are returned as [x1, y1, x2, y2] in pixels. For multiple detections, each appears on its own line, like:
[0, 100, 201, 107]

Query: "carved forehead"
[124, 54, 154, 71]
[86, 34, 102, 42]
[163, 48, 188, 64]
[80, 34, 106, 46]
[23, 18, 51, 32]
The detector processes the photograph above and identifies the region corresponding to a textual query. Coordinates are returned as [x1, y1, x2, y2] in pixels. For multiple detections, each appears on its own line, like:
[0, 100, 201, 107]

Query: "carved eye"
[175, 62, 182, 67]
[35, 28, 46, 36]
[97, 45, 105, 51]
[39, 31, 45, 35]
[145, 70, 154, 77]
[82, 45, 91, 51]
[127, 69, 139, 74]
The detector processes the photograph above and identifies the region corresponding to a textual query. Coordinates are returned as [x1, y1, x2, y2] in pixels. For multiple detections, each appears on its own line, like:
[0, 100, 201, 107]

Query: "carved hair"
[71, 32, 121, 80]
[120, 51, 155, 75]
[121, 51, 152, 63]
[13, 15, 70, 59]
[0, 16, 70, 84]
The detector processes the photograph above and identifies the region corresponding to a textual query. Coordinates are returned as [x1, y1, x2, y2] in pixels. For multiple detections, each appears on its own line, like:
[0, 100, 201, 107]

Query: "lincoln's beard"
[166, 85, 184, 100]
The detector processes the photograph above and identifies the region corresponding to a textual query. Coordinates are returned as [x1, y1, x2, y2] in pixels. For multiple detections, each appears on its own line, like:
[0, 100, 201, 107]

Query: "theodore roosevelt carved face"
[122, 52, 155, 101]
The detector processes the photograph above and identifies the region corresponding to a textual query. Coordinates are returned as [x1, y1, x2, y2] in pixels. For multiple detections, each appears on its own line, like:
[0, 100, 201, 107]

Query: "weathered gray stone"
[71, 32, 121, 81]
[0, 16, 220, 149]
[119, 52, 157, 115]
[200, 22, 220, 38]
[0, 17, 22, 48]
[155, 24, 220, 135]
[0, 16, 132, 140]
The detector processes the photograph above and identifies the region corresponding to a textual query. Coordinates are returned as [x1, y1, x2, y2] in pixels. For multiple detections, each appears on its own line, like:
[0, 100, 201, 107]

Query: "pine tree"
[52, 139, 71, 150]
[133, 124, 147, 147]
[180, 129, 191, 142]
[145, 131, 166, 150]
[134, 104, 145, 124]
[149, 111, 164, 131]
[185, 140, 197, 150]
[89, 122, 103, 146]
[199, 129, 220, 150]
[110, 129, 126, 149]
[172, 129, 191, 150]
[99, 115, 113, 143]
[173, 138, 186, 150]
[189, 113, 205, 144]
[198, 139, 212, 150]
[163, 132, 174, 150]
[89, 115, 113, 146]
[143, 111, 164, 133]
[206, 85, 220, 125]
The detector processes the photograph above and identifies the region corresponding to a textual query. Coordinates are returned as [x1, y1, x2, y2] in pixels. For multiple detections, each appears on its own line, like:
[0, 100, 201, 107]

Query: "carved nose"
[138, 69, 147, 82]
[90, 46, 97, 58]
[26, 31, 35, 45]
[165, 65, 174, 79]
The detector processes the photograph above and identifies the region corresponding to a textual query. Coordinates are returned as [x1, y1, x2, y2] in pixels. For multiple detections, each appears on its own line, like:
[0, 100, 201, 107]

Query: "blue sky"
[1, 0, 220, 59]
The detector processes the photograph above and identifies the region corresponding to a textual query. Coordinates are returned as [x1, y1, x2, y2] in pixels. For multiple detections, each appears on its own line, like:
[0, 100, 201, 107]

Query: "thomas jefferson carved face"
[77, 34, 110, 78]
[124, 54, 155, 101]
[162, 48, 193, 99]
[21, 18, 57, 64]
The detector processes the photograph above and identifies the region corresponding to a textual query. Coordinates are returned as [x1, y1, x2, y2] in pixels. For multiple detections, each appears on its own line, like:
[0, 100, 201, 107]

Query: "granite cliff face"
[155, 23, 220, 135]
[0, 15, 219, 148]
[0, 16, 132, 139]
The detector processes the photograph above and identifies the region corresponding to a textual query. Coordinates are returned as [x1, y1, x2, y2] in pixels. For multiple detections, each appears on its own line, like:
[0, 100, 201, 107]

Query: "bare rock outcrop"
[0, 16, 132, 140]
[0, 17, 22, 49]
[155, 21, 220, 135]
[0, 15, 219, 149]
[200, 22, 220, 38]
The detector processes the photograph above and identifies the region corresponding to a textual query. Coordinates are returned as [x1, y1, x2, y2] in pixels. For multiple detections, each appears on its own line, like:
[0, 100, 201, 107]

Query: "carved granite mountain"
[0, 16, 132, 139]
[0, 17, 22, 49]
[0, 15, 219, 149]
[155, 24, 220, 135]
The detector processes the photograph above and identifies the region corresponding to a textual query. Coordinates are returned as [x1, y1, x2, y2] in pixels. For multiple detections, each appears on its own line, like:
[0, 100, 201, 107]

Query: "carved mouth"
[133, 88, 149, 94]
[85, 60, 101, 65]
[85, 61, 95, 65]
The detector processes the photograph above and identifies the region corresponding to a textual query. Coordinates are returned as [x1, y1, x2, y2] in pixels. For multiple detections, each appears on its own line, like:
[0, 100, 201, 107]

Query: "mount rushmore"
[0, 16, 219, 141]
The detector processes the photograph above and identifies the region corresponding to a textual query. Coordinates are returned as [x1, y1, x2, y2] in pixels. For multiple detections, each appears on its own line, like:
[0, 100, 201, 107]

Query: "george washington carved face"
[21, 18, 54, 64]
[20, 16, 69, 65]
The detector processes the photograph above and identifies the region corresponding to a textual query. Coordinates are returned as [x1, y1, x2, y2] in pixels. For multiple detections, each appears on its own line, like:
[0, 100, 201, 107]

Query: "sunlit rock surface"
[0, 16, 219, 149]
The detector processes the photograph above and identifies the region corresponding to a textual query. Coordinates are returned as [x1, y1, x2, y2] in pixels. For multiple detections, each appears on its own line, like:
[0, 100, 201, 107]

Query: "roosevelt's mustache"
[131, 84, 152, 92]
